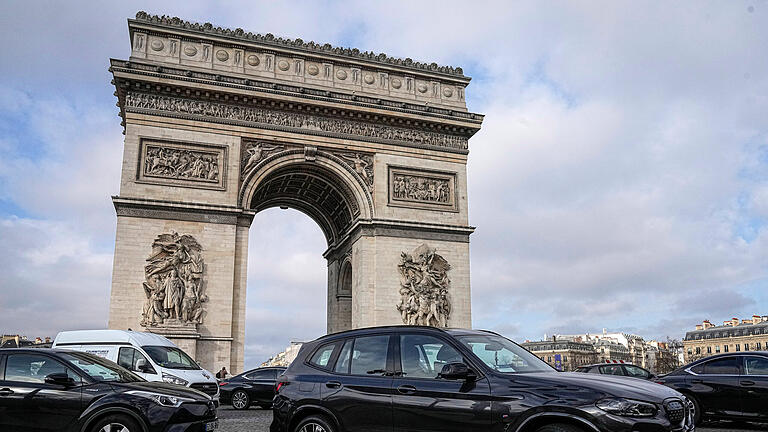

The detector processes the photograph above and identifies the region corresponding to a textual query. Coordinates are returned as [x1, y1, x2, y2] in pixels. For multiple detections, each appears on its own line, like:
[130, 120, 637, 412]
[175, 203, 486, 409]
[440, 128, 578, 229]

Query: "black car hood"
[111, 381, 211, 401]
[510, 372, 682, 402]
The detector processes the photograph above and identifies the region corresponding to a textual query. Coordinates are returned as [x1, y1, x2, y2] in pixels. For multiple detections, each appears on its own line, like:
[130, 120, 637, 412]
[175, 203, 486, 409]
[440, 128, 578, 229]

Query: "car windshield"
[60, 351, 144, 383]
[142, 346, 200, 370]
[456, 334, 555, 374]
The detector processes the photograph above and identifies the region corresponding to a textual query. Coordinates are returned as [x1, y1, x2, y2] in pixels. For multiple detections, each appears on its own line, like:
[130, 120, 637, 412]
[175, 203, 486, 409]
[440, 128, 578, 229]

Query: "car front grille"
[190, 382, 219, 397]
[664, 398, 685, 424]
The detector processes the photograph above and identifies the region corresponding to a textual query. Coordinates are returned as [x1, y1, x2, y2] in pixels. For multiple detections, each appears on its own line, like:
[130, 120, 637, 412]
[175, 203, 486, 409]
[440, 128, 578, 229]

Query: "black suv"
[656, 351, 768, 424]
[271, 326, 694, 432]
[0, 348, 218, 432]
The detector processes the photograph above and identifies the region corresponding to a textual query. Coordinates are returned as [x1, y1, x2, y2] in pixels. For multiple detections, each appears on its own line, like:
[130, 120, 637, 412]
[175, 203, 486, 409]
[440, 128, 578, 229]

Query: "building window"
[724, 345, 729, 353]
[563, 356, 568, 362]
[548, 356, 552, 362]
[736, 344, 740, 352]
[707, 346, 712, 354]
[715, 345, 720, 353]
[696, 347, 701, 355]
[687, 348, 692, 355]
[757, 342, 762, 350]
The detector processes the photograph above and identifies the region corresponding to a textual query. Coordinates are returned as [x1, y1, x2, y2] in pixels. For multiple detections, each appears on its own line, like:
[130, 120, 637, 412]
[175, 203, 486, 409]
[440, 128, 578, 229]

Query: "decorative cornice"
[112, 196, 255, 226]
[133, 11, 467, 78]
[110, 60, 483, 125]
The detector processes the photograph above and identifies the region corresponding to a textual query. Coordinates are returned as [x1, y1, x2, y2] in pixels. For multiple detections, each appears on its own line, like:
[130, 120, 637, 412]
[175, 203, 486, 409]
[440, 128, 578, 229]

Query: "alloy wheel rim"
[232, 391, 247, 409]
[99, 423, 130, 432]
[300, 422, 327, 432]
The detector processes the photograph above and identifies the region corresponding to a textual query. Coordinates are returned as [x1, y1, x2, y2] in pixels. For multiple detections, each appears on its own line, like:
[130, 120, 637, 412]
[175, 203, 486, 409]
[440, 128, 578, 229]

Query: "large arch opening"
[241, 156, 369, 367]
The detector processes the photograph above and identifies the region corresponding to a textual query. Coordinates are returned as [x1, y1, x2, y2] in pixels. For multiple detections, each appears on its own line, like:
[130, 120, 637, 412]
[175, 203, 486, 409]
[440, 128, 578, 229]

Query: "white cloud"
[1, 1, 768, 364]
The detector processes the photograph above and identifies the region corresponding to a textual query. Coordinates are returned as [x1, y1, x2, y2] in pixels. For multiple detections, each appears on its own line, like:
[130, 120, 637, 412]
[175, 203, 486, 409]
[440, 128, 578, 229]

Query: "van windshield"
[142, 346, 200, 370]
[456, 334, 555, 374]
[60, 352, 144, 383]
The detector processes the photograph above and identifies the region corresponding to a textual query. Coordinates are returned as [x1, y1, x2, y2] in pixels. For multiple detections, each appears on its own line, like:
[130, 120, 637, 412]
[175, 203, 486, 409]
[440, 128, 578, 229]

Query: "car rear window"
[309, 342, 338, 369]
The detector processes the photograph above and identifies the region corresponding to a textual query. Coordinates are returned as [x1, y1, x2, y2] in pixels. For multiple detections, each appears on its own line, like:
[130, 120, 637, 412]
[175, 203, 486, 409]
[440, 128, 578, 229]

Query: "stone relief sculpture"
[125, 92, 468, 151]
[144, 145, 219, 182]
[241, 141, 284, 179]
[392, 173, 451, 204]
[140, 232, 208, 327]
[339, 153, 374, 190]
[396, 244, 452, 327]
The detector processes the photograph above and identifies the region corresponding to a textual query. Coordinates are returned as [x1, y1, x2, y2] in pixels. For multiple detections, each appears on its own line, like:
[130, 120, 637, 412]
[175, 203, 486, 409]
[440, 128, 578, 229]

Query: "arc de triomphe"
[107, 12, 483, 373]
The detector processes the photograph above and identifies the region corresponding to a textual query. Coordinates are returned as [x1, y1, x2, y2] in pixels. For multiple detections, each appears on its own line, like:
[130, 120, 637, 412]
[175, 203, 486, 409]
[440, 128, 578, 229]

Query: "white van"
[52, 330, 219, 403]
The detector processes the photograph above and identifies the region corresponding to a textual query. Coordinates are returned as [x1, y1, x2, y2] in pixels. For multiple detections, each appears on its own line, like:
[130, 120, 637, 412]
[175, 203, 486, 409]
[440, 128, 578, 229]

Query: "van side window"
[118, 347, 154, 374]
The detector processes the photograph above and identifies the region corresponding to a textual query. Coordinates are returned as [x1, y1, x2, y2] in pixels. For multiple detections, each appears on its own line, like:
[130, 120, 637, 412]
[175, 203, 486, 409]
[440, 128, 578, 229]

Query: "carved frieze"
[388, 166, 457, 211]
[138, 139, 227, 190]
[124, 92, 468, 152]
[141, 232, 208, 328]
[397, 244, 452, 327]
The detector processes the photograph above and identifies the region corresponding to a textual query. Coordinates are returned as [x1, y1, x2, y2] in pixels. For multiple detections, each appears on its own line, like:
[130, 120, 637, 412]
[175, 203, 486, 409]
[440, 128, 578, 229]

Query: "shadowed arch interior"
[248, 163, 360, 246]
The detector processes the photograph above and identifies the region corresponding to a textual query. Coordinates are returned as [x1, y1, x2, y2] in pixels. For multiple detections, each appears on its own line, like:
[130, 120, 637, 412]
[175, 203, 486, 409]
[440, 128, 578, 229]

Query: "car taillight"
[275, 381, 286, 392]
[219, 382, 228, 386]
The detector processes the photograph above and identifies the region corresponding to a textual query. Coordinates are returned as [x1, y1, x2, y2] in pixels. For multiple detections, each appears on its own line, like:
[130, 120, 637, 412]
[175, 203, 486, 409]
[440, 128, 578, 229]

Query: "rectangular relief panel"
[388, 166, 457, 212]
[137, 138, 227, 190]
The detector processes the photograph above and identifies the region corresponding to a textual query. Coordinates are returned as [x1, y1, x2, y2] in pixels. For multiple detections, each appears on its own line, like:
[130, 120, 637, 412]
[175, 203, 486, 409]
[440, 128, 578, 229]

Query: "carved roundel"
[150, 40, 164, 51]
[363, 74, 375, 85]
[216, 50, 229, 61]
[335, 69, 348, 80]
[442, 87, 454, 98]
[277, 60, 290, 71]
[417, 83, 428, 93]
[183, 45, 198, 57]
[391, 78, 402, 89]
[247, 54, 260, 66]
[307, 64, 319, 76]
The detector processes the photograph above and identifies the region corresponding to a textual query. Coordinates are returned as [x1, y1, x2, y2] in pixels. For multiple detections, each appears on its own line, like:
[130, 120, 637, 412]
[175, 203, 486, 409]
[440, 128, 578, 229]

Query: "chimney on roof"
[732, 318, 739, 326]
[695, 324, 703, 330]
[703, 320, 714, 329]
[724, 320, 732, 326]
[753, 315, 761, 323]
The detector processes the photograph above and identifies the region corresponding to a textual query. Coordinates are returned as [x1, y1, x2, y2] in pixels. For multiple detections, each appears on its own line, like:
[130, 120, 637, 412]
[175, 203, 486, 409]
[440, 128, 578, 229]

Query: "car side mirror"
[135, 358, 153, 373]
[45, 372, 75, 387]
[439, 362, 475, 381]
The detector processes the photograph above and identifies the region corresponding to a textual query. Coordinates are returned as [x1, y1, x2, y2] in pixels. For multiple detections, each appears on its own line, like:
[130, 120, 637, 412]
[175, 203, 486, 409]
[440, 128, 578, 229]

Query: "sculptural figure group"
[141, 232, 208, 327]
[397, 244, 452, 327]
[144, 145, 219, 182]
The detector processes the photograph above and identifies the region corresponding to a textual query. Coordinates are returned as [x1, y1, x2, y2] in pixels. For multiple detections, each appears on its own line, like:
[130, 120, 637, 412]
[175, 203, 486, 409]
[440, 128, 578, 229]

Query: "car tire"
[231, 390, 251, 410]
[89, 414, 142, 432]
[688, 395, 702, 425]
[294, 414, 336, 432]
[534, 424, 584, 432]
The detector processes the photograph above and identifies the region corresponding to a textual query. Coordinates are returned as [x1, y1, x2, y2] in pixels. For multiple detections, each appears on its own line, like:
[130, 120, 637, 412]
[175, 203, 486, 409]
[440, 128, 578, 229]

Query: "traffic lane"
[216, 407, 764, 432]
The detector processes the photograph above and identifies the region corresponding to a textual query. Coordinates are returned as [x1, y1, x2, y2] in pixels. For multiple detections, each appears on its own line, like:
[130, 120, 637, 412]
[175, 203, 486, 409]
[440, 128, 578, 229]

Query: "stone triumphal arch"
[107, 12, 483, 373]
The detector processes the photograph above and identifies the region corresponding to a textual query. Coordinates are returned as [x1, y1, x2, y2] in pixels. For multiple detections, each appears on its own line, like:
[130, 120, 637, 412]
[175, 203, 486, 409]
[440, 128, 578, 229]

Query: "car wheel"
[231, 390, 250, 410]
[534, 424, 584, 432]
[687, 395, 702, 425]
[90, 414, 142, 432]
[294, 415, 336, 432]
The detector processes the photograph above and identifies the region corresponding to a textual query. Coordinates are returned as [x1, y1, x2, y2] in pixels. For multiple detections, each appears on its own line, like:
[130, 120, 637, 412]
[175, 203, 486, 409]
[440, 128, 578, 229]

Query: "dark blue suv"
[271, 326, 695, 432]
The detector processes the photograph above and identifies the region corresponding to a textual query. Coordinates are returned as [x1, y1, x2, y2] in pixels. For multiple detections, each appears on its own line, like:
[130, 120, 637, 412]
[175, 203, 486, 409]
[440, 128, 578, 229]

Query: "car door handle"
[741, 380, 755, 386]
[0, 388, 13, 396]
[325, 381, 342, 389]
[397, 385, 417, 395]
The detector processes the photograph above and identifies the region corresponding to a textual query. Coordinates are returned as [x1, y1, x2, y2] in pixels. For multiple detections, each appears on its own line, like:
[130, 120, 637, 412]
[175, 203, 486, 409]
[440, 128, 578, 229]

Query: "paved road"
[217, 406, 764, 432]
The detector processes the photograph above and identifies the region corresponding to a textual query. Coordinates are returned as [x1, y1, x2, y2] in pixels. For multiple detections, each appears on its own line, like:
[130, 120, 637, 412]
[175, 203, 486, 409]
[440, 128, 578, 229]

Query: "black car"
[0, 348, 218, 432]
[219, 366, 286, 410]
[657, 351, 768, 425]
[575, 363, 656, 380]
[271, 326, 694, 432]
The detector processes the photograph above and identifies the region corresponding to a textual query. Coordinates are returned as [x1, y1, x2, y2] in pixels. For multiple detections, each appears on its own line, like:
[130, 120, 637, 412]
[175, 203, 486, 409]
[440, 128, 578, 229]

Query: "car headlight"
[596, 398, 658, 417]
[126, 390, 195, 408]
[162, 373, 189, 386]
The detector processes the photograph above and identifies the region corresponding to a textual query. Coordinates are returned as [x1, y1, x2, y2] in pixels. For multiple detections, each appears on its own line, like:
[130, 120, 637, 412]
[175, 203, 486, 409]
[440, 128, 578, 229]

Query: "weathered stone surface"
[108, 13, 481, 374]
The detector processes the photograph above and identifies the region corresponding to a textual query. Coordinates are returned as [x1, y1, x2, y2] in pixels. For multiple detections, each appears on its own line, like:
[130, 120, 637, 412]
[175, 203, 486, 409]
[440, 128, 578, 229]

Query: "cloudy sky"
[1, 1, 767, 368]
